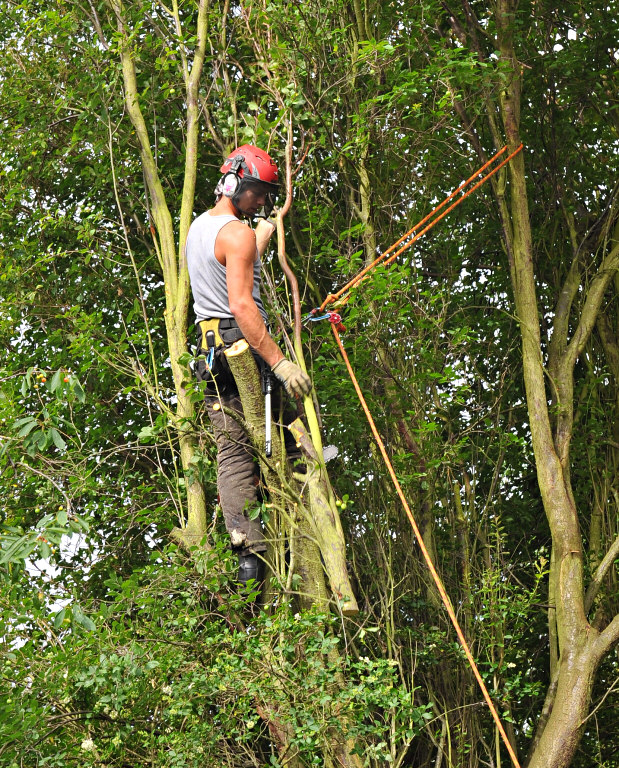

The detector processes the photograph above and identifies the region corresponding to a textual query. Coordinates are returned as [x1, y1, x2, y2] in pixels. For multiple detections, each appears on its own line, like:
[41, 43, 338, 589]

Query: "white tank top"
[185, 212, 267, 323]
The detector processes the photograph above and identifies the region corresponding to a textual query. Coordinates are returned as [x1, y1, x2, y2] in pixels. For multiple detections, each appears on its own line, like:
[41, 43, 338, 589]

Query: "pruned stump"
[289, 419, 358, 616]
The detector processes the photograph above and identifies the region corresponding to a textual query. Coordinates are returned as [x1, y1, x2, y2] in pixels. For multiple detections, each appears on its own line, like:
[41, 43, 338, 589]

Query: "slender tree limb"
[85, 0, 109, 49]
[176, 0, 209, 320]
[579, 674, 619, 726]
[594, 612, 619, 659]
[564, 243, 619, 368]
[107, 114, 160, 393]
[548, 252, 583, 366]
[584, 528, 619, 614]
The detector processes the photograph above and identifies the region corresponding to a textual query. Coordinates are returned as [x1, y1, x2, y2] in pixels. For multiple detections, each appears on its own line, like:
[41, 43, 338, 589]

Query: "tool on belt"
[195, 318, 246, 390]
[205, 330, 215, 370]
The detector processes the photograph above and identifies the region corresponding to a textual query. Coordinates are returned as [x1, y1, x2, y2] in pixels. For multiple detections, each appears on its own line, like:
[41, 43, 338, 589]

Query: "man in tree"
[186, 145, 312, 585]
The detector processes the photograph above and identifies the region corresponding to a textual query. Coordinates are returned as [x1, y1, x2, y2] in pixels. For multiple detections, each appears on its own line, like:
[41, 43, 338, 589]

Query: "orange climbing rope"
[314, 146, 525, 768]
[331, 325, 521, 768]
[319, 144, 523, 311]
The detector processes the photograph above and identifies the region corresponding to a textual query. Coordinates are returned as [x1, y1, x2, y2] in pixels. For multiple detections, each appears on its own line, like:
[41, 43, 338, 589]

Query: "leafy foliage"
[1, 0, 618, 766]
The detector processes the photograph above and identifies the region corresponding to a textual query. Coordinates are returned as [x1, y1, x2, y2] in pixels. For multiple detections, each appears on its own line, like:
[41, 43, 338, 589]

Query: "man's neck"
[211, 196, 242, 219]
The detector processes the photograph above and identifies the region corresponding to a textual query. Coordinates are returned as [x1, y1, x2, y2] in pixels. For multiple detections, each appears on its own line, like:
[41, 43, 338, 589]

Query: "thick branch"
[110, 0, 178, 296]
[548, 254, 583, 369]
[177, 0, 209, 285]
[564, 243, 619, 368]
[288, 419, 358, 615]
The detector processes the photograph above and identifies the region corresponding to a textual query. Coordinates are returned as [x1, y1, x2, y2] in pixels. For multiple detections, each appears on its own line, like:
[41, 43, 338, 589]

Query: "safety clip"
[304, 308, 346, 333]
[205, 330, 216, 369]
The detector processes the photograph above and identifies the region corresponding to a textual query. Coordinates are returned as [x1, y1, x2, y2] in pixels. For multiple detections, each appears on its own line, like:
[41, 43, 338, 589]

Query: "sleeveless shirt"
[185, 212, 267, 323]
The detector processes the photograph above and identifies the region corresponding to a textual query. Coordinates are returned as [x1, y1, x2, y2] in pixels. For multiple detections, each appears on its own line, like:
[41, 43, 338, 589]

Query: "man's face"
[235, 179, 277, 217]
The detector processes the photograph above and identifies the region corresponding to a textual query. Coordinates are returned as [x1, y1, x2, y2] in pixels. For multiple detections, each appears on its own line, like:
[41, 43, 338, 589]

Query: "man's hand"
[272, 359, 313, 398]
[254, 214, 278, 257]
[265, 206, 280, 230]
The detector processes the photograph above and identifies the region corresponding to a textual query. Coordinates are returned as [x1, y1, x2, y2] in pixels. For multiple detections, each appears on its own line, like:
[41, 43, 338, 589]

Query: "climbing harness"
[313, 145, 524, 768]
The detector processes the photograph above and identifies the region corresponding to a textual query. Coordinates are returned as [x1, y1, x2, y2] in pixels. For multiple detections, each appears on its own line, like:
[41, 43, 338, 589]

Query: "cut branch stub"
[225, 340, 283, 464]
[289, 418, 359, 616]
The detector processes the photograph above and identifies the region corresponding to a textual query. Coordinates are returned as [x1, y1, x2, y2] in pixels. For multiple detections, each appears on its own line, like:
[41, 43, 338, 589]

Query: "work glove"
[271, 358, 313, 398]
[263, 208, 280, 231]
[256, 203, 279, 226]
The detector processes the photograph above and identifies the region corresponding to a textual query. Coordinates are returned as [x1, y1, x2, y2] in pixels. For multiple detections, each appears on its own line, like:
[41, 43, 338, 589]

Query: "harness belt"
[198, 317, 244, 350]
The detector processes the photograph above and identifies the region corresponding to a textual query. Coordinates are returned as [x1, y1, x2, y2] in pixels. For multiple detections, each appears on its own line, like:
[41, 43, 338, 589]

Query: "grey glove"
[272, 359, 313, 398]
[257, 206, 279, 230]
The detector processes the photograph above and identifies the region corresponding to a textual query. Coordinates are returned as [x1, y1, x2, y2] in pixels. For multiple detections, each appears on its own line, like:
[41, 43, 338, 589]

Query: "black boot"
[237, 552, 265, 586]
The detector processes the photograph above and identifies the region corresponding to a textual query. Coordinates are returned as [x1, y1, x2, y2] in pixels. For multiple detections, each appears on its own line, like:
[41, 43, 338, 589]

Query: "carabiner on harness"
[205, 330, 216, 370]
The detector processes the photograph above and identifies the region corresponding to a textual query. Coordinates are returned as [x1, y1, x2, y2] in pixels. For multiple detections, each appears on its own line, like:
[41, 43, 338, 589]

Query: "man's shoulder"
[217, 218, 256, 248]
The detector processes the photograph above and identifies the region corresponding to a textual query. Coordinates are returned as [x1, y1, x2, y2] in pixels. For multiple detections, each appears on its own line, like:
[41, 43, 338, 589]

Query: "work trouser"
[196, 319, 302, 556]
[206, 388, 302, 555]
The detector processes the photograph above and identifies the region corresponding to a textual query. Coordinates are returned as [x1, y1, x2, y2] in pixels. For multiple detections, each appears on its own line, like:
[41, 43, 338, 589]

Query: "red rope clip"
[327, 312, 346, 333]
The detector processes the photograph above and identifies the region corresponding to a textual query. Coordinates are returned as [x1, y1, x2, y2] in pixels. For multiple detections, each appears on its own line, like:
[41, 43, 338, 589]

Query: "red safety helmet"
[219, 144, 279, 189]
[217, 145, 279, 216]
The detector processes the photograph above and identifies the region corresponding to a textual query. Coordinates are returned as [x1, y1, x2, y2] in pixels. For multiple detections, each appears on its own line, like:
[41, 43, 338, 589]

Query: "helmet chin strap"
[230, 181, 254, 218]
[231, 199, 253, 218]
[231, 179, 276, 219]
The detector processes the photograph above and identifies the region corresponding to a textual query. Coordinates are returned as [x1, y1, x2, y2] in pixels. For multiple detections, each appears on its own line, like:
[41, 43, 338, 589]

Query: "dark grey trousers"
[205, 388, 301, 556]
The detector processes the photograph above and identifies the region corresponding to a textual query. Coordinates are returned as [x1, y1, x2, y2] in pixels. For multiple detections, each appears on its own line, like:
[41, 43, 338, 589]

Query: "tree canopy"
[1, 1, 618, 767]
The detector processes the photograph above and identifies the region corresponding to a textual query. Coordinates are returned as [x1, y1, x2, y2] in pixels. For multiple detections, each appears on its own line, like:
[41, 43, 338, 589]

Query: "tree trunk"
[225, 340, 356, 612]
[494, 3, 619, 766]
[111, 0, 209, 547]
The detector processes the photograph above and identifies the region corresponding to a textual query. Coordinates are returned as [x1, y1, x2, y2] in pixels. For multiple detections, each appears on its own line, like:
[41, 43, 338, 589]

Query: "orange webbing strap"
[331, 323, 522, 768]
[320, 144, 523, 312]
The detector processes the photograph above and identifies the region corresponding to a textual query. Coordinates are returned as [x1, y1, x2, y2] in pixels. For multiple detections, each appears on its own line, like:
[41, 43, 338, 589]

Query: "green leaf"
[15, 418, 38, 437]
[71, 378, 86, 403]
[137, 425, 155, 442]
[50, 368, 63, 393]
[13, 416, 36, 428]
[72, 604, 96, 631]
[0, 533, 38, 564]
[39, 540, 51, 559]
[53, 607, 66, 629]
[49, 428, 67, 451]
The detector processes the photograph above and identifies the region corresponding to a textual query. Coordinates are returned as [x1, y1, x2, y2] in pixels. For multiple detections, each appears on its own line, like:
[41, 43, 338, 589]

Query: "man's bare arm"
[217, 219, 312, 396]
[220, 223, 284, 368]
[254, 218, 276, 257]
